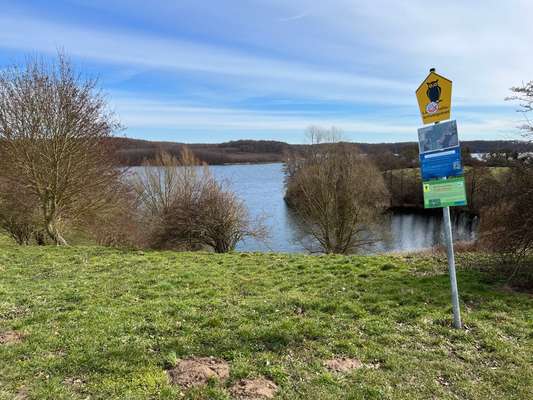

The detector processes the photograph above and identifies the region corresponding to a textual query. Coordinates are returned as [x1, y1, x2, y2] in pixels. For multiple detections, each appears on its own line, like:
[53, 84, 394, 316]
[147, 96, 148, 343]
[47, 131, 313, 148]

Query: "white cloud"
[1, 2, 528, 106]
[278, 12, 310, 22]
[0, 13, 412, 102]
[112, 94, 517, 142]
[0, 1, 528, 141]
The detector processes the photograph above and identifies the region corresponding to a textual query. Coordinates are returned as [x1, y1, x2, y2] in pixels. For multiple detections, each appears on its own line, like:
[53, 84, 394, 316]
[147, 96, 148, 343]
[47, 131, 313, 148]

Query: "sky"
[0, 0, 531, 144]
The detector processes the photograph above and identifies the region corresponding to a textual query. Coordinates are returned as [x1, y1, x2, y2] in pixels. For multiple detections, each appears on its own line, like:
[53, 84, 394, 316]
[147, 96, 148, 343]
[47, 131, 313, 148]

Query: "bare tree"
[506, 81, 533, 139]
[285, 126, 389, 254]
[0, 54, 122, 245]
[475, 84, 533, 285]
[479, 164, 533, 281]
[134, 148, 267, 252]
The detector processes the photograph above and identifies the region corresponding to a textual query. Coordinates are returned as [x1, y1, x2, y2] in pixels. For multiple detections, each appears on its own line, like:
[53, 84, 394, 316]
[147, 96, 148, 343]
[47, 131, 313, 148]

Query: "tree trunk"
[45, 217, 68, 246]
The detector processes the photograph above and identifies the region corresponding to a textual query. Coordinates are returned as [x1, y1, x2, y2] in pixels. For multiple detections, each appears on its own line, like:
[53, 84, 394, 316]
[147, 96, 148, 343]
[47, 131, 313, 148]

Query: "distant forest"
[109, 137, 533, 167]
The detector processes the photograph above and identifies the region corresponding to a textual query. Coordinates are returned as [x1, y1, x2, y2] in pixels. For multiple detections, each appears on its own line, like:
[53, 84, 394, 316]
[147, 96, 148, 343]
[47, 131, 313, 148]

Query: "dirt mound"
[324, 357, 363, 373]
[230, 378, 278, 399]
[0, 330, 24, 345]
[167, 357, 230, 388]
[14, 386, 28, 400]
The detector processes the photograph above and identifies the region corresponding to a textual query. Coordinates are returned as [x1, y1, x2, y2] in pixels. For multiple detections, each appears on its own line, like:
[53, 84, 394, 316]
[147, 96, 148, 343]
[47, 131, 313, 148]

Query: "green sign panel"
[422, 176, 467, 208]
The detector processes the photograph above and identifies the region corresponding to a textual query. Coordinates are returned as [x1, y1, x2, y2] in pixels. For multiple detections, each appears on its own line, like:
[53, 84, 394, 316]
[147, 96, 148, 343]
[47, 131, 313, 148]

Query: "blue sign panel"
[420, 146, 462, 180]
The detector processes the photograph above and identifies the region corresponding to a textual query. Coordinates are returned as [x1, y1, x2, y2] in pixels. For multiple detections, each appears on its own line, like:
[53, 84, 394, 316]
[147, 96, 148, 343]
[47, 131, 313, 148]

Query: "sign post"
[416, 68, 463, 329]
[443, 204, 462, 329]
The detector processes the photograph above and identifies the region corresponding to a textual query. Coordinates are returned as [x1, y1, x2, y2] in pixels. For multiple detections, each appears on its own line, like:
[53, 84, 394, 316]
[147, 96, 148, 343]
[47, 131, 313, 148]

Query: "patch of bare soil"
[167, 357, 230, 388]
[14, 386, 28, 400]
[230, 378, 278, 399]
[64, 377, 85, 391]
[0, 330, 24, 345]
[324, 357, 363, 373]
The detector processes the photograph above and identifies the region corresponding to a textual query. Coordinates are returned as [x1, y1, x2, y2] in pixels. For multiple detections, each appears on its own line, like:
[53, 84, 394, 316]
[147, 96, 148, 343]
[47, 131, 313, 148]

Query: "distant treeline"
[109, 138, 291, 166]
[109, 137, 533, 167]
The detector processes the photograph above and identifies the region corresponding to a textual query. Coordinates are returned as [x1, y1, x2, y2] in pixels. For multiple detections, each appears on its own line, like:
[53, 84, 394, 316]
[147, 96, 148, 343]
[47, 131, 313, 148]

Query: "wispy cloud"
[0, 14, 412, 101]
[0, 1, 528, 142]
[278, 11, 310, 22]
[111, 93, 518, 142]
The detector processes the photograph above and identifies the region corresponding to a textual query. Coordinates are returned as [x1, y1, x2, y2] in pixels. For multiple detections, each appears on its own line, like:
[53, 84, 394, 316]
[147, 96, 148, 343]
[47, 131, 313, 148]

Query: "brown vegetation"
[134, 148, 266, 252]
[110, 136, 533, 167]
[112, 138, 291, 166]
[285, 126, 389, 254]
[478, 158, 533, 282]
[383, 166, 505, 213]
[81, 182, 142, 247]
[0, 178, 41, 245]
[476, 82, 533, 284]
[0, 54, 124, 245]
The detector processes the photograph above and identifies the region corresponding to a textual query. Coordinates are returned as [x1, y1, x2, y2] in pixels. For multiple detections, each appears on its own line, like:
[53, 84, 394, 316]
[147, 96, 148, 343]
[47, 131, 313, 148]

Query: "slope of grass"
[0, 243, 531, 399]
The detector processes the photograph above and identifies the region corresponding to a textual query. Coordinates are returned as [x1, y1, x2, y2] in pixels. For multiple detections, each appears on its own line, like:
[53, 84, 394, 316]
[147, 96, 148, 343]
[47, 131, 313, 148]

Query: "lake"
[132, 163, 477, 254]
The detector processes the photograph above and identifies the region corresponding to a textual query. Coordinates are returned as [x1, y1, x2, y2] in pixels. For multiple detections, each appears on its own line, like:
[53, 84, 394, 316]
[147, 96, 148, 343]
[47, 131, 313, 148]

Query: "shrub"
[479, 164, 533, 282]
[0, 179, 42, 245]
[285, 126, 389, 254]
[135, 149, 266, 252]
[82, 183, 143, 248]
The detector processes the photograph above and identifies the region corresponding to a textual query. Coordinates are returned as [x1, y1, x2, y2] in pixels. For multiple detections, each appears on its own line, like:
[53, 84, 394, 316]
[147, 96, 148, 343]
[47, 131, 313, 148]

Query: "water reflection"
[368, 211, 478, 254]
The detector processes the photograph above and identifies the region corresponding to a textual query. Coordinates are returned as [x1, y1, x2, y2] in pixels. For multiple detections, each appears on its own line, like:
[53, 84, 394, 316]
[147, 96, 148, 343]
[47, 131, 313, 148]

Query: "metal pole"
[428, 85, 461, 329]
[442, 205, 462, 329]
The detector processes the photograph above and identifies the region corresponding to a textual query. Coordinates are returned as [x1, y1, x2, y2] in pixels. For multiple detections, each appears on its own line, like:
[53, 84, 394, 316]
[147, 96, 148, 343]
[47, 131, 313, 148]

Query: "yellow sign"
[416, 70, 452, 124]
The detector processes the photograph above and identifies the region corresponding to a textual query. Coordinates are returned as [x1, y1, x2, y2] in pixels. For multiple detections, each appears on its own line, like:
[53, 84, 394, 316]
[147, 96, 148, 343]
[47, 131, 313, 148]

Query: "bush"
[285, 126, 389, 254]
[0, 179, 42, 245]
[479, 164, 533, 282]
[81, 183, 143, 248]
[135, 149, 266, 252]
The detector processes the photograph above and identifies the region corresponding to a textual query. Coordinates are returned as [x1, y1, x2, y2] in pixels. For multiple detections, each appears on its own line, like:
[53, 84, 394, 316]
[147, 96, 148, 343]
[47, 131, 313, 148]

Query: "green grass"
[1, 243, 532, 399]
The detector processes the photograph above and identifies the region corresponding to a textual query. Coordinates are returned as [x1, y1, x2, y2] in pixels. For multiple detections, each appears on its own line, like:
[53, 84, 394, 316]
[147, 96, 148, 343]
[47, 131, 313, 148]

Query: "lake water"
[133, 163, 478, 254]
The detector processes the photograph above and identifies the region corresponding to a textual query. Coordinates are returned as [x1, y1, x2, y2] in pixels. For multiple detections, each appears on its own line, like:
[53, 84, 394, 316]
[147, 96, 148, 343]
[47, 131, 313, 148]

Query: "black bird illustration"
[426, 80, 441, 103]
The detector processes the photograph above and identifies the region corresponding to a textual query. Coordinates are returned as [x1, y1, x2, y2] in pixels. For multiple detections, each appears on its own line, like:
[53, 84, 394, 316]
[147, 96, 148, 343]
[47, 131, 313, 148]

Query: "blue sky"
[0, 0, 531, 143]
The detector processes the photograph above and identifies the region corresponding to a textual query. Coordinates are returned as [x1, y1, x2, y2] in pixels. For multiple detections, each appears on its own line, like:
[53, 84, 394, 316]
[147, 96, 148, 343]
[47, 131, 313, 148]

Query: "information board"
[420, 146, 462, 180]
[418, 120, 458, 154]
[423, 176, 467, 209]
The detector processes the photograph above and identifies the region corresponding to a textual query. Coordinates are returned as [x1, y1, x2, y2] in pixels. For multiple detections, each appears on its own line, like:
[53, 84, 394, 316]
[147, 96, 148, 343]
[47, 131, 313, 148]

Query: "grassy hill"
[1, 243, 532, 399]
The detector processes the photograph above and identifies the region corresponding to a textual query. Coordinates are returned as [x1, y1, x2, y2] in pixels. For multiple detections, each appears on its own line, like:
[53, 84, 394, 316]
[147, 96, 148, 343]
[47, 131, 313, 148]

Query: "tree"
[479, 164, 533, 280]
[476, 83, 533, 286]
[285, 126, 389, 254]
[134, 148, 266, 252]
[0, 54, 122, 245]
[506, 81, 533, 139]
